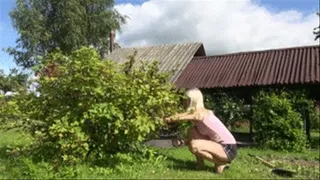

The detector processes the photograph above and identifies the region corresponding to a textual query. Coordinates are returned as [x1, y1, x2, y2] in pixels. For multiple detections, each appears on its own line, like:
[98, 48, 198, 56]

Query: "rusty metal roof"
[105, 42, 205, 82]
[175, 45, 320, 89]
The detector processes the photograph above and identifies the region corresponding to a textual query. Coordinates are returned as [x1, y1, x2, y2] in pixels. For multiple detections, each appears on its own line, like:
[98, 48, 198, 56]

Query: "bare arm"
[165, 109, 207, 122]
[170, 112, 199, 121]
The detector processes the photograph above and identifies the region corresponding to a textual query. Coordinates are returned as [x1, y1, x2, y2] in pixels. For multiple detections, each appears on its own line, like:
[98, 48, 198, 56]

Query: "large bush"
[252, 90, 307, 152]
[6, 47, 182, 166]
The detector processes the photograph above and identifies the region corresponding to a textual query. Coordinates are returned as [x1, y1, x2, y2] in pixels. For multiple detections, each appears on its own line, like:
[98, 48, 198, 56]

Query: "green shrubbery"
[0, 95, 26, 128]
[1, 47, 182, 170]
[203, 91, 245, 130]
[0, 68, 28, 94]
[287, 90, 320, 131]
[310, 111, 320, 131]
[252, 90, 307, 152]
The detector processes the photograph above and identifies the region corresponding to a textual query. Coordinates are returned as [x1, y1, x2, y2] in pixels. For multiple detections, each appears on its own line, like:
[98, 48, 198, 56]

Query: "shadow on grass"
[166, 156, 197, 171]
[162, 152, 212, 172]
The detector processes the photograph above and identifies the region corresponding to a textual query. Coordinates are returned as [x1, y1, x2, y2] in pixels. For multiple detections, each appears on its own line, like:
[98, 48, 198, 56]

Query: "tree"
[314, 12, 320, 41]
[7, 0, 127, 69]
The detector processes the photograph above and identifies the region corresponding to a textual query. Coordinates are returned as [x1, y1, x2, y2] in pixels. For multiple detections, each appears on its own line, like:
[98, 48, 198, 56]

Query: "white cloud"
[115, 0, 319, 55]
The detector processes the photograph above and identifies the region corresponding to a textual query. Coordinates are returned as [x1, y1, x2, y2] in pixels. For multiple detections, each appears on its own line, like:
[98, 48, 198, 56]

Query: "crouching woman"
[165, 88, 237, 173]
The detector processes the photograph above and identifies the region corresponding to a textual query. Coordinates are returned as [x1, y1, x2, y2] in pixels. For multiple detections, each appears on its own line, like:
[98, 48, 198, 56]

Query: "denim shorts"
[221, 144, 237, 163]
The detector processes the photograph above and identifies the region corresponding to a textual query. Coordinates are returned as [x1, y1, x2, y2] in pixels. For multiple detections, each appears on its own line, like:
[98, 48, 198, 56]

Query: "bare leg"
[189, 139, 230, 173]
[187, 127, 208, 170]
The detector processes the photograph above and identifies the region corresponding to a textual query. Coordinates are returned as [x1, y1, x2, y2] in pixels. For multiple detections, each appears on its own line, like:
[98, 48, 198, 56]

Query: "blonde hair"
[186, 88, 205, 111]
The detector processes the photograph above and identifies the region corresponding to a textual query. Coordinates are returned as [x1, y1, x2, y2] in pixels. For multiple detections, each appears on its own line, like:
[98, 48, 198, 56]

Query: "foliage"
[203, 90, 245, 129]
[0, 95, 21, 127]
[0, 69, 28, 93]
[0, 84, 29, 129]
[286, 89, 320, 131]
[252, 90, 307, 152]
[3, 47, 182, 167]
[310, 111, 320, 130]
[7, 0, 127, 68]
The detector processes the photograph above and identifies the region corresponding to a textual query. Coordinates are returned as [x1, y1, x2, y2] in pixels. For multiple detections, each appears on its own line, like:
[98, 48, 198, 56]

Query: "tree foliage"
[4, 47, 182, 166]
[7, 0, 127, 68]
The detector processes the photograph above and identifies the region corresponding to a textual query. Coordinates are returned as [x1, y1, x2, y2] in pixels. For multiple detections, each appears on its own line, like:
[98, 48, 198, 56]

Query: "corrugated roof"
[175, 45, 320, 88]
[105, 42, 205, 82]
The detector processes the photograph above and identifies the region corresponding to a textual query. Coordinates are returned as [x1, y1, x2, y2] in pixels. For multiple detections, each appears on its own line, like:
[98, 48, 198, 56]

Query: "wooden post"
[249, 94, 253, 140]
[305, 109, 311, 141]
[249, 103, 253, 139]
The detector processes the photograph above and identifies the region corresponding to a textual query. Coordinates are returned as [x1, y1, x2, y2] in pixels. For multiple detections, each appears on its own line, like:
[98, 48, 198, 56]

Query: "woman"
[165, 88, 237, 173]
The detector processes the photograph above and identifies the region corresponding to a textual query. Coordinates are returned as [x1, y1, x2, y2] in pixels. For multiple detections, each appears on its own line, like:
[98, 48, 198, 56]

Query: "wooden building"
[108, 43, 320, 140]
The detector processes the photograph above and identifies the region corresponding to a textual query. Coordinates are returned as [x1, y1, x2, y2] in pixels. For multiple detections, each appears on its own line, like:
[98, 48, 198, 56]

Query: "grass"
[232, 125, 320, 149]
[0, 129, 319, 179]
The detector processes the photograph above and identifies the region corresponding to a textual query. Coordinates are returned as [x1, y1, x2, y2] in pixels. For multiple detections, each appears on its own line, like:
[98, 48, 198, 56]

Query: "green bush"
[0, 68, 28, 93]
[5, 47, 182, 166]
[287, 90, 320, 131]
[203, 91, 245, 130]
[0, 95, 26, 129]
[0, 69, 29, 129]
[252, 90, 307, 152]
[310, 110, 320, 131]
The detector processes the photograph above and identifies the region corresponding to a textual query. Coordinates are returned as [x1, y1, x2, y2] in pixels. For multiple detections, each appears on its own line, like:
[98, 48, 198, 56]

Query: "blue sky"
[0, 0, 319, 74]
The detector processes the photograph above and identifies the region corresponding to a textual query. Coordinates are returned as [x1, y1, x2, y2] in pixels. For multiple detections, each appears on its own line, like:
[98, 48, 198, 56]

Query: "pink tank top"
[195, 110, 236, 144]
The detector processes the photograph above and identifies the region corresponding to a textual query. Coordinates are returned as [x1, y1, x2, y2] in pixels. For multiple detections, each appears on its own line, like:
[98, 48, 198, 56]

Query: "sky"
[0, 0, 319, 74]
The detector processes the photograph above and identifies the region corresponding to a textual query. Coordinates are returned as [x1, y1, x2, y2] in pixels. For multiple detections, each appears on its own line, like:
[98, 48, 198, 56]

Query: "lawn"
[232, 126, 320, 149]
[0, 129, 319, 179]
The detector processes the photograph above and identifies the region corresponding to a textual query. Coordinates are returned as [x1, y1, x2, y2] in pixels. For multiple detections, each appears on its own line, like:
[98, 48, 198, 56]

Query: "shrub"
[310, 110, 320, 131]
[0, 68, 28, 94]
[6, 47, 182, 166]
[0, 70, 29, 129]
[0, 95, 26, 129]
[203, 91, 245, 130]
[252, 90, 307, 152]
[287, 89, 320, 131]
